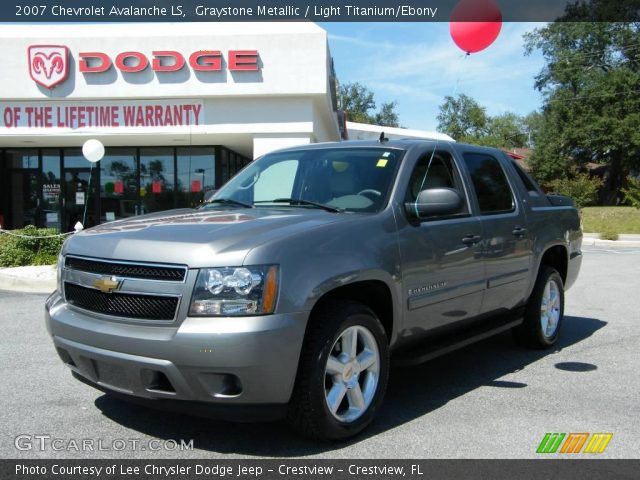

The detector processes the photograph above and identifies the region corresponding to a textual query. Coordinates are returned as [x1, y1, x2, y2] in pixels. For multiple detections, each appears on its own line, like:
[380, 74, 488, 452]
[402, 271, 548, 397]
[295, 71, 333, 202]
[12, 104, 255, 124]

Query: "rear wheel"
[287, 300, 389, 441]
[514, 266, 564, 349]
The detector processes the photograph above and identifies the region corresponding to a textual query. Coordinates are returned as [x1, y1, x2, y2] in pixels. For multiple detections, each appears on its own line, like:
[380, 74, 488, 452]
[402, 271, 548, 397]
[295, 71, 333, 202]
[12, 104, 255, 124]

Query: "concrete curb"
[582, 233, 640, 248]
[583, 239, 640, 248]
[0, 266, 56, 294]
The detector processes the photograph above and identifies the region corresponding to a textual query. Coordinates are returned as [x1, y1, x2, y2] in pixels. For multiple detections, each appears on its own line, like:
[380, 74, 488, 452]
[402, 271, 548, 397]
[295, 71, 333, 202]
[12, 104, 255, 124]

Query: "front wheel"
[287, 301, 389, 441]
[514, 266, 565, 349]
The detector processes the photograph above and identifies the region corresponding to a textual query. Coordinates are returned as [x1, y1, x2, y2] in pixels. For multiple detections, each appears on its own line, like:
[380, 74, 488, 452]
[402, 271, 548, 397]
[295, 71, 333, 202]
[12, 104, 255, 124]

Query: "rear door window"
[463, 153, 515, 215]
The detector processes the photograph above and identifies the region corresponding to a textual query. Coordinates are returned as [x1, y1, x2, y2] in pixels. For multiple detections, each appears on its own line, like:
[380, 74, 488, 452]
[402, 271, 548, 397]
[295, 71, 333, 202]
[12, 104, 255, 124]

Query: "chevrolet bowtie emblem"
[92, 276, 121, 294]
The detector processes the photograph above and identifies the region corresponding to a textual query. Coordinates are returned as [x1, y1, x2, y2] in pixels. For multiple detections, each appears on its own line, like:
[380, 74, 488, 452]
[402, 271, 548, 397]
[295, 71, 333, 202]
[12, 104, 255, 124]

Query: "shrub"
[545, 172, 603, 210]
[621, 176, 640, 209]
[600, 227, 619, 241]
[0, 225, 66, 267]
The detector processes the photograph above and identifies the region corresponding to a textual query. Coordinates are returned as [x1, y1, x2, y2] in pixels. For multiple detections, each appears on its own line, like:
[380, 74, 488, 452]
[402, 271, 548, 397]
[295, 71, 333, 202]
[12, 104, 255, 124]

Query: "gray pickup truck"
[46, 139, 582, 440]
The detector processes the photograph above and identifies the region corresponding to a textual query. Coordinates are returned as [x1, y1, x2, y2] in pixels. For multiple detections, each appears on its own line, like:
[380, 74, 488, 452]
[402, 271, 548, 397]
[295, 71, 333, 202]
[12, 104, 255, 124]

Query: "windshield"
[206, 147, 403, 213]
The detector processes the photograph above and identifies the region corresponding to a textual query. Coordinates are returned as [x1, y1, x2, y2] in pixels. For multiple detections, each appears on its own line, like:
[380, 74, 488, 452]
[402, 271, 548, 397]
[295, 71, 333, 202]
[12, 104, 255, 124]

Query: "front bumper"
[45, 292, 307, 411]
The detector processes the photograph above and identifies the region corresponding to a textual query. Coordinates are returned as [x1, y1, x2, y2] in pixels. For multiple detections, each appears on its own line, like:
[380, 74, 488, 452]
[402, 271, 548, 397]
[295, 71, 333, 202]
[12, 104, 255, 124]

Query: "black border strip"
[4, 459, 640, 480]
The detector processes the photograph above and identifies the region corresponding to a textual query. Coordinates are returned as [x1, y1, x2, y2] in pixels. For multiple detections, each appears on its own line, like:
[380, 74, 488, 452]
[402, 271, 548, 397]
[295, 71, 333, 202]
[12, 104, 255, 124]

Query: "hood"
[63, 207, 353, 267]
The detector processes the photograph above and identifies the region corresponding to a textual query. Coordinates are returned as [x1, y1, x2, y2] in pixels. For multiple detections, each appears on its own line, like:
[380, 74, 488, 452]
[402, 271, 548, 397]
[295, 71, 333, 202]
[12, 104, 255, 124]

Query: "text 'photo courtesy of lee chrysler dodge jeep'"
[46, 139, 582, 440]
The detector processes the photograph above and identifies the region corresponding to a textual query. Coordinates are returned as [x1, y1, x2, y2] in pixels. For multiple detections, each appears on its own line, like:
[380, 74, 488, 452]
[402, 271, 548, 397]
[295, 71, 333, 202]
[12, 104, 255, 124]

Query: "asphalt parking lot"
[1, 246, 639, 459]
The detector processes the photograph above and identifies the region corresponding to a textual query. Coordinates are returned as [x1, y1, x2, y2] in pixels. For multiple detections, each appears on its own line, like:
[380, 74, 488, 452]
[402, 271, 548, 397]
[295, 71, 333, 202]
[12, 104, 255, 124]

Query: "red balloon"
[450, 0, 502, 54]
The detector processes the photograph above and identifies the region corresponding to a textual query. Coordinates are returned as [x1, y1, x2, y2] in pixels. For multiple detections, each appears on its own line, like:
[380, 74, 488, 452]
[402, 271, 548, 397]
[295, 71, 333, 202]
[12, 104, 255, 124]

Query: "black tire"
[287, 300, 390, 441]
[514, 266, 565, 349]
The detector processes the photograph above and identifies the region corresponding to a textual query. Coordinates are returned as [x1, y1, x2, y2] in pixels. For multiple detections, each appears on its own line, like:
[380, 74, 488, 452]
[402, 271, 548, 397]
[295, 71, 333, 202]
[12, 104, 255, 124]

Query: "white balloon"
[82, 139, 105, 163]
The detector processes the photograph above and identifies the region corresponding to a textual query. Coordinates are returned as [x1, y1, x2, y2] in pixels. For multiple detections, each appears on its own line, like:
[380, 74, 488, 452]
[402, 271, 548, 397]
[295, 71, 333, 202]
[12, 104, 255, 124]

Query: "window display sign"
[43, 183, 61, 200]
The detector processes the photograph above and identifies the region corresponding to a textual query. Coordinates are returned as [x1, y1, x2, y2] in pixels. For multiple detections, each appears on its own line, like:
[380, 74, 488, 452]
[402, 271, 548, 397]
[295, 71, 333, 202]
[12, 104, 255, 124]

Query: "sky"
[321, 22, 548, 132]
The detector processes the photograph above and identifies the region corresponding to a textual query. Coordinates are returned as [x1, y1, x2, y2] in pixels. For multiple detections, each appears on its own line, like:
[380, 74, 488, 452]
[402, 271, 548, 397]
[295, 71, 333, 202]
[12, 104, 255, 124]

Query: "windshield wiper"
[204, 198, 254, 208]
[255, 198, 343, 213]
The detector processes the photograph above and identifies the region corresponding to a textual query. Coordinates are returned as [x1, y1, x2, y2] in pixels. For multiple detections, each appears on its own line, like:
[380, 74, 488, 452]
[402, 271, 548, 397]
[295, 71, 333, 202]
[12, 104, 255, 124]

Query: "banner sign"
[0, 100, 203, 131]
[2, 1, 636, 22]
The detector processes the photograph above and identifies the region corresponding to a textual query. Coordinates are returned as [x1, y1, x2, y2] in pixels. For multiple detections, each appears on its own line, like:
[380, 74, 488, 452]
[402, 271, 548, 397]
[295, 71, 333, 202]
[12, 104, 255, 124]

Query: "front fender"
[242, 212, 403, 343]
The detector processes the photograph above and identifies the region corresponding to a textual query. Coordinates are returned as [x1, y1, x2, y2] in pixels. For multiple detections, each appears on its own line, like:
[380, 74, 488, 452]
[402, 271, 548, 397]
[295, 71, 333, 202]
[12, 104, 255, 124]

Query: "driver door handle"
[462, 234, 482, 246]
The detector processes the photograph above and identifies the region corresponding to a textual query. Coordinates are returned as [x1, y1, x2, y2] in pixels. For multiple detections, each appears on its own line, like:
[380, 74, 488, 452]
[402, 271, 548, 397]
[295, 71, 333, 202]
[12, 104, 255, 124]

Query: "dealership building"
[0, 22, 347, 231]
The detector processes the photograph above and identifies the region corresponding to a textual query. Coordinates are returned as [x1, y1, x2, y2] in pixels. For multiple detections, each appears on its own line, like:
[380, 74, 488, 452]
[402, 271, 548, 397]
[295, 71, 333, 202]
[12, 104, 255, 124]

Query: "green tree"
[437, 94, 530, 148]
[524, 13, 640, 203]
[486, 113, 528, 149]
[339, 82, 401, 127]
[546, 171, 603, 209]
[621, 176, 640, 209]
[523, 111, 544, 149]
[437, 94, 489, 142]
[373, 101, 400, 128]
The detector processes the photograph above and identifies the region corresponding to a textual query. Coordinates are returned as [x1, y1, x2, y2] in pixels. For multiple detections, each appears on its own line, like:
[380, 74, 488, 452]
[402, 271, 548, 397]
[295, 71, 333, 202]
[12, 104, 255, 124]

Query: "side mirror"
[405, 187, 463, 219]
[203, 190, 217, 202]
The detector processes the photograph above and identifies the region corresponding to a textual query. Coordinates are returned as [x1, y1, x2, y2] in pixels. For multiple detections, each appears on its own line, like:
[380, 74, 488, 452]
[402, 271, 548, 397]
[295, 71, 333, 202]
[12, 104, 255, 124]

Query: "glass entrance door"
[41, 150, 62, 230]
[4, 149, 40, 230]
[9, 170, 40, 229]
[63, 169, 93, 232]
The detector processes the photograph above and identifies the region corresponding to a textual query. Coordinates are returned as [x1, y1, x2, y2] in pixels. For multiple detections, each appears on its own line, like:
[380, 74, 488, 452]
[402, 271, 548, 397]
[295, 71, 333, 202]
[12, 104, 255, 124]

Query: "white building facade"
[0, 22, 341, 231]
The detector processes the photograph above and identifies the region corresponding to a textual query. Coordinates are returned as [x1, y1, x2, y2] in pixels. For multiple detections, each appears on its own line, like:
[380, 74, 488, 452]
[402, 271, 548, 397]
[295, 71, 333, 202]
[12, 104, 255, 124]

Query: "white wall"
[253, 135, 311, 159]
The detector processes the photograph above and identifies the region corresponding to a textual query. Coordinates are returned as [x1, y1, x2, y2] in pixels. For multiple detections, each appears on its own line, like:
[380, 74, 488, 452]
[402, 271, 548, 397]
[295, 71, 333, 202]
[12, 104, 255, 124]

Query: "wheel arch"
[538, 244, 568, 284]
[307, 280, 395, 347]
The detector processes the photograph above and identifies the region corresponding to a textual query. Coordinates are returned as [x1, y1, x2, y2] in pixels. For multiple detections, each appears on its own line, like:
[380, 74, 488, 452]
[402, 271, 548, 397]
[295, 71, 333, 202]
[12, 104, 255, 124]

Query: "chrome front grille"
[65, 256, 186, 282]
[63, 255, 188, 322]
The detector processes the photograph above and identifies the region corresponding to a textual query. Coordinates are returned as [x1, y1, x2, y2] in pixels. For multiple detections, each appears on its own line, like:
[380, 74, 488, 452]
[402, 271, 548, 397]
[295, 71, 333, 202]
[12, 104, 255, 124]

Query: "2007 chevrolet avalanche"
[46, 140, 582, 440]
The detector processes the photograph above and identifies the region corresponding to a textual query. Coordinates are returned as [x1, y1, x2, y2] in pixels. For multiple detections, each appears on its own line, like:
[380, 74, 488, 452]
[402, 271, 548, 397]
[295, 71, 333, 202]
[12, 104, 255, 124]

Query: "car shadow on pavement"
[93, 315, 606, 456]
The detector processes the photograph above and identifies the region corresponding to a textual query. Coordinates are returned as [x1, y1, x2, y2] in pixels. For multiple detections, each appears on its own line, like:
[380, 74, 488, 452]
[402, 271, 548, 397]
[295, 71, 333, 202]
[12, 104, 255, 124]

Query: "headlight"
[189, 265, 278, 316]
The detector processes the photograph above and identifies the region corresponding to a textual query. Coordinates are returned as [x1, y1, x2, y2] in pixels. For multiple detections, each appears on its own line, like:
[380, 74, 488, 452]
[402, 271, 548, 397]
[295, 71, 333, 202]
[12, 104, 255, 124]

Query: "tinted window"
[511, 160, 538, 193]
[463, 153, 514, 214]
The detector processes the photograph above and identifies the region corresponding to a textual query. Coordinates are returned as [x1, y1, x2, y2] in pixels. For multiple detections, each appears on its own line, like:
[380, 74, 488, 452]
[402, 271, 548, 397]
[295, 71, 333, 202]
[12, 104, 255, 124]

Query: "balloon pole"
[81, 139, 105, 231]
[82, 163, 94, 230]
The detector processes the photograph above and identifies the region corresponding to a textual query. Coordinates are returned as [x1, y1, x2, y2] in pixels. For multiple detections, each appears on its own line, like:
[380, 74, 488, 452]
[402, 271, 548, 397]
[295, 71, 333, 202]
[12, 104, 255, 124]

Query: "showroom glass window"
[177, 147, 215, 208]
[99, 148, 138, 222]
[140, 147, 175, 214]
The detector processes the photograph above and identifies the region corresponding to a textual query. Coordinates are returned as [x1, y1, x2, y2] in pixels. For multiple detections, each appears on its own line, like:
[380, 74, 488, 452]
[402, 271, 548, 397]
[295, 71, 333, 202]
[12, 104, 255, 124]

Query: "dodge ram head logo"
[28, 45, 69, 89]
